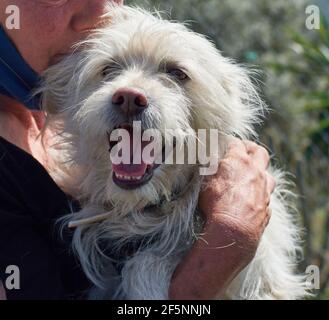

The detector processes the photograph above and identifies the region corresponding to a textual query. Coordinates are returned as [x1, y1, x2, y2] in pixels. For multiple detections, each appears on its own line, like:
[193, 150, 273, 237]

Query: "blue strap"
[0, 26, 40, 110]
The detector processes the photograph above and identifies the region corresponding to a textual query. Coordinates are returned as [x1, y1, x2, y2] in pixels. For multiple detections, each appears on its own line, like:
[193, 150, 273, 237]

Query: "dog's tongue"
[112, 129, 151, 177]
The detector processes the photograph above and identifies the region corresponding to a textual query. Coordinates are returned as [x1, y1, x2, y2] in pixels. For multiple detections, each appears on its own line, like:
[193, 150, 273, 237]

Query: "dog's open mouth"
[107, 123, 165, 190]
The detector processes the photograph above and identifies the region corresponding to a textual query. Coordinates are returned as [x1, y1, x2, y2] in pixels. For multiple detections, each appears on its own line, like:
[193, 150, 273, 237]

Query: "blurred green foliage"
[271, 15, 329, 157]
[127, 0, 329, 299]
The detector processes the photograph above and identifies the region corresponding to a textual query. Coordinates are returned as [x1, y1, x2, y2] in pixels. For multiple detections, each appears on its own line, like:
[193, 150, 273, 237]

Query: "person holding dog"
[0, 0, 275, 300]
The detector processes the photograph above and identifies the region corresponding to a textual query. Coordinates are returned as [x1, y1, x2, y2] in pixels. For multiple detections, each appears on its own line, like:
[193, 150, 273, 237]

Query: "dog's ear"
[218, 60, 266, 139]
[35, 52, 86, 116]
[189, 41, 266, 140]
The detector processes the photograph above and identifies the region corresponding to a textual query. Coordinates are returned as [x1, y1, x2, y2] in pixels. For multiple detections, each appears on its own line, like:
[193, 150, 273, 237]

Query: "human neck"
[0, 94, 49, 166]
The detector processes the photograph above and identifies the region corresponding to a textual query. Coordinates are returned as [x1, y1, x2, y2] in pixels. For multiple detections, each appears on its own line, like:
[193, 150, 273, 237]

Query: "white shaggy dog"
[39, 5, 308, 299]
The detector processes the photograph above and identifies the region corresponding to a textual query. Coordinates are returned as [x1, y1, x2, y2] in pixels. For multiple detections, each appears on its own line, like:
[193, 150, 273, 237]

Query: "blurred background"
[127, 0, 329, 299]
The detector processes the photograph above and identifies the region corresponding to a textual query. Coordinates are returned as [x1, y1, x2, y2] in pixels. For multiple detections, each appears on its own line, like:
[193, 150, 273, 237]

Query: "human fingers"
[243, 141, 271, 169]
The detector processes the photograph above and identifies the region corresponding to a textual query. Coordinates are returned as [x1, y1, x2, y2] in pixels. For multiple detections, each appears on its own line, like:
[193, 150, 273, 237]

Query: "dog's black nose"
[112, 88, 148, 116]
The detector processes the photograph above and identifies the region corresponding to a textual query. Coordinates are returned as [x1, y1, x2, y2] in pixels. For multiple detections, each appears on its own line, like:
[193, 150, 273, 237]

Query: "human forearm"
[0, 281, 6, 300]
[169, 220, 252, 300]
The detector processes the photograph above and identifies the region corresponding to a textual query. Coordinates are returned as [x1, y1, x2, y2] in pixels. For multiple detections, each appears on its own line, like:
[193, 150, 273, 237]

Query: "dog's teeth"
[115, 173, 143, 181]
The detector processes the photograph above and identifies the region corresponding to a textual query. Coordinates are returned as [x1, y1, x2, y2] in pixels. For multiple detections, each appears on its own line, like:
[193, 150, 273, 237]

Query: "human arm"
[0, 281, 6, 300]
[169, 138, 275, 299]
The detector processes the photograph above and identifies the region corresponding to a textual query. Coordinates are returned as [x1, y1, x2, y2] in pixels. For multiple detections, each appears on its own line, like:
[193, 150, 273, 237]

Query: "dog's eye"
[167, 68, 188, 81]
[102, 64, 121, 78]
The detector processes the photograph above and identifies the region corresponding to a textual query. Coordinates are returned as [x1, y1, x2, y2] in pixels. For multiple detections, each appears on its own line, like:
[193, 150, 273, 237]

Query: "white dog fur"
[38, 5, 308, 299]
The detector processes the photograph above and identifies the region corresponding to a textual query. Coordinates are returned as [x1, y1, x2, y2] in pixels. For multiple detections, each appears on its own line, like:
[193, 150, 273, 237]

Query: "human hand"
[199, 137, 276, 264]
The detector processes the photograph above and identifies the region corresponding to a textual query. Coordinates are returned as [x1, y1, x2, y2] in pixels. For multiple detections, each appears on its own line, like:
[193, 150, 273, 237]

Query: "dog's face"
[41, 6, 263, 209]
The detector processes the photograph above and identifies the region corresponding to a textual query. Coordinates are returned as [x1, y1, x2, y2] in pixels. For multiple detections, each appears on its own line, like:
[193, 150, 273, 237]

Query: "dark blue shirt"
[0, 137, 90, 299]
